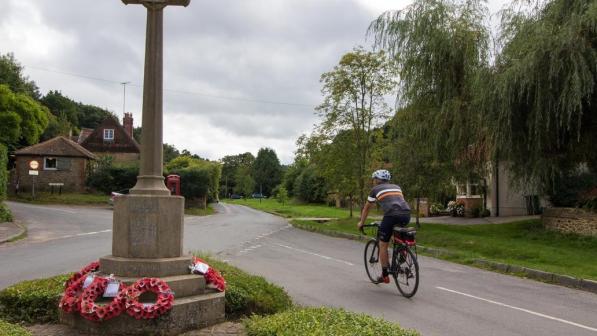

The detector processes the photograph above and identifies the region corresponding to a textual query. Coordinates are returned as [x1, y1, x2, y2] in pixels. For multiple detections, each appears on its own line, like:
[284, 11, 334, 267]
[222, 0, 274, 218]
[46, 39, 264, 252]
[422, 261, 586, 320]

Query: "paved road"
[1, 202, 596, 336]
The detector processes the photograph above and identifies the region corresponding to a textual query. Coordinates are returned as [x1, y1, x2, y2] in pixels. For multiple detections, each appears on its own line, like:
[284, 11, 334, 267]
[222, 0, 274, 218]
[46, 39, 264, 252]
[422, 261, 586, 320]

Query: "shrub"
[0, 202, 12, 222]
[196, 254, 292, 318]
[0, 144, 7, 201]
[0, 320, 31, 336]
[276, 186, 288, 205]
[178, 167, 210, 201]
[86, 157, 138, 194]
[481, 208, 491, 217]
[0, 274, 69, 324]
[244, 307, 420, 336]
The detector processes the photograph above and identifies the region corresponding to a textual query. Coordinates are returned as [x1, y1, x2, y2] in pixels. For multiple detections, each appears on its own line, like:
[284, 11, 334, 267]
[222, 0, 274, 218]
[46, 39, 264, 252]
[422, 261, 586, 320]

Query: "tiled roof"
[15, 136, 97, 159]
[78, 128, 94, 144]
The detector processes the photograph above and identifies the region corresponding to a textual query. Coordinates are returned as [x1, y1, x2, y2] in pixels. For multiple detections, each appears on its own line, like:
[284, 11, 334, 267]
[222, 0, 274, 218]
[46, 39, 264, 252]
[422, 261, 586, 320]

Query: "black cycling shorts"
[378, 214, 410, 243]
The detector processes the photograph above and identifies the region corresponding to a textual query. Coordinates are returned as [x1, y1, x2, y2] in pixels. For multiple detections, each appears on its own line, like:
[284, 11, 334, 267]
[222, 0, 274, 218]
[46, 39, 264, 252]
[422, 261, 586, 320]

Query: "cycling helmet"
[371, 169, 391, 181]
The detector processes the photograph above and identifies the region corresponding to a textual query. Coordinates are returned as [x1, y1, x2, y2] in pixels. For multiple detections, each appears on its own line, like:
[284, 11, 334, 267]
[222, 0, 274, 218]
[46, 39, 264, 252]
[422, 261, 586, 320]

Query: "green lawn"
[224, 198, 380, 218]
[292, 218, 597, 280]
[185, 205, 215, 216]
[8, 192, 108, 206]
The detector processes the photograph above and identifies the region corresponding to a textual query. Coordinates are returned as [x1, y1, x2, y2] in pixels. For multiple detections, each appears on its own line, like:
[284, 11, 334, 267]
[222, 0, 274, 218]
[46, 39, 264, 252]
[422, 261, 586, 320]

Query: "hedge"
[0, 256, 291, 324]
[0, 274, 70, 324]
[0, 202, 12, 222]
[0, 320, 31, 336]
[244, 307, 420, 336]
[0, 143, 8, 201]
[197, 254, 292, 317]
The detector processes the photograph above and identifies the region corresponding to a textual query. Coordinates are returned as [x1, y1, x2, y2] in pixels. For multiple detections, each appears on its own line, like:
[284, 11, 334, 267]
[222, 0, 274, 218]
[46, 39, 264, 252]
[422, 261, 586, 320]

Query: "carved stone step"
[113, 274, 206, 298]
[60, 292, 226, 335]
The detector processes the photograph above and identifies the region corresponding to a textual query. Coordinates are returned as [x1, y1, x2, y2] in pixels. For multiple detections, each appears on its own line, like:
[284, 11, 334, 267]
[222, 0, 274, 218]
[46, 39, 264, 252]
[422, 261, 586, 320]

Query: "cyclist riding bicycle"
[358, 169, 411, 284]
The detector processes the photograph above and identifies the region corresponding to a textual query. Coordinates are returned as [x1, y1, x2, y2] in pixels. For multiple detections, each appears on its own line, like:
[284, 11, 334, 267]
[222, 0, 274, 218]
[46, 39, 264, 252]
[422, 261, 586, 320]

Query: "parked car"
[230, 194, 242, 199]
[108, 189, 130, 206]
[251, 193, 266, 199]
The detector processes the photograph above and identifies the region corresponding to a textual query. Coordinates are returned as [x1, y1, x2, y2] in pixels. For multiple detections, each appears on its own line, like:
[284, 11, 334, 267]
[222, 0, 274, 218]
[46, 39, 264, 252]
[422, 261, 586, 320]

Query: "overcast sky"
[0, 0, 508, 164]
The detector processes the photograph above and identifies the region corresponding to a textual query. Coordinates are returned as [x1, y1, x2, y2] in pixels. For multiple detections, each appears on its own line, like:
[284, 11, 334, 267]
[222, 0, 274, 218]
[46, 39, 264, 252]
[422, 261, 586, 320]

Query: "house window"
[103, 129, 115, 141]
[44, 157, 57, 170]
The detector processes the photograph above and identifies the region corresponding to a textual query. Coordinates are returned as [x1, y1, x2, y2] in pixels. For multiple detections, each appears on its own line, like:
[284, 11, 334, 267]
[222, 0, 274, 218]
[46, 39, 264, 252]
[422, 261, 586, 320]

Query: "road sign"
[29, 170, 39, 176]
[29, 160, 39, 170]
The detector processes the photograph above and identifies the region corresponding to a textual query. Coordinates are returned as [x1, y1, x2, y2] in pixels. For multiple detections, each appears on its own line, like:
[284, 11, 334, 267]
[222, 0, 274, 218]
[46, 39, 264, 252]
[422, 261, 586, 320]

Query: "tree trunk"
[416, 195, 421, 228]
[349, 194, 354, 218]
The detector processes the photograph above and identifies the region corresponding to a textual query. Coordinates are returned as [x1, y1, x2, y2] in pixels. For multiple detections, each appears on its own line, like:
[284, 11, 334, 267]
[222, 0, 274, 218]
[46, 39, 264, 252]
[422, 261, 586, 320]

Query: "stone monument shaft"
[124, 0, 190, 196]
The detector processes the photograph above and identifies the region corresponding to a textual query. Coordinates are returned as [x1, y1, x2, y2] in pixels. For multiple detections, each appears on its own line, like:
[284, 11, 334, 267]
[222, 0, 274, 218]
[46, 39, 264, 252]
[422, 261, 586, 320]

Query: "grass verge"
[0, 320, 31, 336]
[292, 218, 597, 280]
[224, 198, 381, 218]
[0, 274, 70, 324]
[185, 205, 215, 217]
[8, 192, 108, 206]
[244, 307, 419, 336]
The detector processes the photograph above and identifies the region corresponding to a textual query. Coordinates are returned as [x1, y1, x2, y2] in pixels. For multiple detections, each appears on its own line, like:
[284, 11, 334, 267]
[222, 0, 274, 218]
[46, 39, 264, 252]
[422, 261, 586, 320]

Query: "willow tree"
[316, 47, 397, 206]
[369, 0, 491, 182]
[486, 0, 597, 199]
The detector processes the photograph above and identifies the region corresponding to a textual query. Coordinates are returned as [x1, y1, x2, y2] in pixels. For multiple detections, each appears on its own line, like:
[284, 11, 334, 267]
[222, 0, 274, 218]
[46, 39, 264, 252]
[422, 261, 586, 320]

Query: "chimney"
[123, 113, 133, 137]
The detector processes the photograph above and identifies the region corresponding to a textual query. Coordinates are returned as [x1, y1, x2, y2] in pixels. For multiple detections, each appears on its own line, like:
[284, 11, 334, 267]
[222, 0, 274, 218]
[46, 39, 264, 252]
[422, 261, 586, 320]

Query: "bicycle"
[360, 222, 420, 298]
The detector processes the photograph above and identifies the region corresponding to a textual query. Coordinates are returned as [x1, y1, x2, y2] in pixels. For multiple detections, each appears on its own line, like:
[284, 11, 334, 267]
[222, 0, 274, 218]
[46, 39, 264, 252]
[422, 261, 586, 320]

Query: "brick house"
[11, 136, 97, 193]
[79, 113, 140, 163]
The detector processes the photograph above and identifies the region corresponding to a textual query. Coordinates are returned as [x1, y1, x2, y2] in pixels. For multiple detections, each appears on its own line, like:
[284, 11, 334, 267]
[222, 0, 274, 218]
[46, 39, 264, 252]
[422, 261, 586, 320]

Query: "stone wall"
[10, 155, 89, 193]
[542, 207, 597, 236]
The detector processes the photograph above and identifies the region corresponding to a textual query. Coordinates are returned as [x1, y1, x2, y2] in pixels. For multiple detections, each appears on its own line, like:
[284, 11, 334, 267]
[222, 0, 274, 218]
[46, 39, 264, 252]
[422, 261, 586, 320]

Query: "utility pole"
[121, 81, 130, 115]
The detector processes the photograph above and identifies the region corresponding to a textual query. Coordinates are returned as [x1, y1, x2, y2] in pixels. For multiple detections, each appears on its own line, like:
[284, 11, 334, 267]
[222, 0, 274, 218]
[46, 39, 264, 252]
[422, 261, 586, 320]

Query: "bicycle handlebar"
[359, 222, 380, 235]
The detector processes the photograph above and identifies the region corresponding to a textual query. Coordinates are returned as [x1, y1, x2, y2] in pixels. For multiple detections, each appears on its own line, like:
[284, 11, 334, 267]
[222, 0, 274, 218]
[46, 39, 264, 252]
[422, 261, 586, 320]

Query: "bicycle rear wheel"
[364, 239, 382, 283]
[393, 247, 419, 298]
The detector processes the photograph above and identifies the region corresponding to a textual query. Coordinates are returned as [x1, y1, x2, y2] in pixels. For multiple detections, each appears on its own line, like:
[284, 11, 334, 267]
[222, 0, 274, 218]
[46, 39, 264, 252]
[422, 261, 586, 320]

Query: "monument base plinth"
[60, 291, 225, 335]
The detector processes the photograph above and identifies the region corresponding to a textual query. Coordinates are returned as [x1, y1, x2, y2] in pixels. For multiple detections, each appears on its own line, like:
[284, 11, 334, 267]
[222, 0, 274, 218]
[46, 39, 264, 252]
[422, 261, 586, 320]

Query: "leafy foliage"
[369, 0, 491, 181]
[194, 254, 293, 318]
[0, 85, 49, 150]
[86, 157, 138, 194]
[245, 307, 419, 336]
[276, 186, 289, 205]
[293, 165, 327, 203]
[0, 274, 70, 324]
[166, 155, 222, 202]
[0, 53, 40, 99]
[316, 47, 397, 205]
[221, 152, 255, 197]
[485, 0, 597, 193]
[0, 144, 7, 201]
[252, 148, 282, 197]
[0, 320, 31, 336]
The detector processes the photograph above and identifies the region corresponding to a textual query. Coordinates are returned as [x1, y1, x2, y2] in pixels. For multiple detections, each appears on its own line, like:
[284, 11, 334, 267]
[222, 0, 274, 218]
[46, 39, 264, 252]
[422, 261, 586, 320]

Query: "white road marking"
[46, 229, 112, 241]
[436, 287, 597, 333]
[275, 243, 354, 266]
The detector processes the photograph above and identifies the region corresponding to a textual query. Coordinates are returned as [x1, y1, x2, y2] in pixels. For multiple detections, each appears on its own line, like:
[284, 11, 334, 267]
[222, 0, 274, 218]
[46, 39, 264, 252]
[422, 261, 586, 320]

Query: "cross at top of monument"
[122, 0, 190, 8]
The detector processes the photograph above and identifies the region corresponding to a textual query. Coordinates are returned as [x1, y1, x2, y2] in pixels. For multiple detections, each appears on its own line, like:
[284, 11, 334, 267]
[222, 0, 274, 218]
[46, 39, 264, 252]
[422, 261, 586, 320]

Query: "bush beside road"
[292, 218, 597, 281]
[245, 307, 419, 336]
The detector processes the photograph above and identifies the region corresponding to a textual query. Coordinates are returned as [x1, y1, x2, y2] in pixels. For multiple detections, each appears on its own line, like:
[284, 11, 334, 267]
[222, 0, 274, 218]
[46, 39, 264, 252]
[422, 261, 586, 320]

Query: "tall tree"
[0, 53, 40, 99]
[369, 0, 491, 181]
[0, 85, 49, 150]
[252, 147, 282, 196]
[485, 0, 597, 196]
[316, 47, 397, 206]
[220, 152, 255, 197]
[41, 91, 80, 128]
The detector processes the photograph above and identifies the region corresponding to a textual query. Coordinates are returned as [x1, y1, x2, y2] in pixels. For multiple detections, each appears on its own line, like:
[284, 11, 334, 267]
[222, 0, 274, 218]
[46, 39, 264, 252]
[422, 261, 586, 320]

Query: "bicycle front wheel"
[364, 239, 382, 283]
[393, 247, 419, 298]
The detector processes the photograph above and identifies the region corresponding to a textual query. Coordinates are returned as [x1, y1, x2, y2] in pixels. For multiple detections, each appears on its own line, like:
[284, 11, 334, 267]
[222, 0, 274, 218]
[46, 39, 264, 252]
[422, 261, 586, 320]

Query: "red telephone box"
[166, 174, 181, 196]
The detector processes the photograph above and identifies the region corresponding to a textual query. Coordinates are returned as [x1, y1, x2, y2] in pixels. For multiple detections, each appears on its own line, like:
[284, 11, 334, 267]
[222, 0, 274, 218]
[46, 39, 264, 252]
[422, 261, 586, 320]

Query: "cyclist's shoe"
[376, 275, 390, 284]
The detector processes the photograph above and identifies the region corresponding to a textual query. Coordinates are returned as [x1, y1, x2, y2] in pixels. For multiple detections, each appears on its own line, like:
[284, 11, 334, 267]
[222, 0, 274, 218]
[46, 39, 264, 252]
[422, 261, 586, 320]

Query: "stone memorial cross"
[122, 0, 190, 196]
